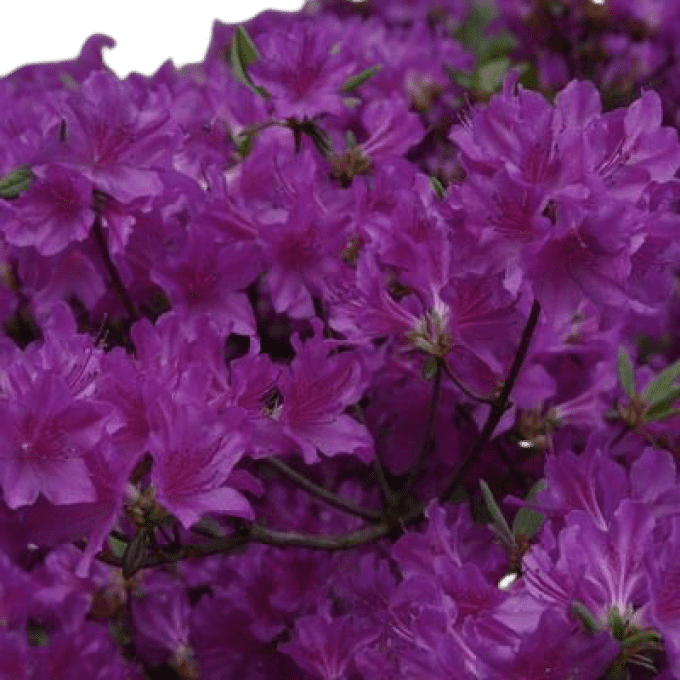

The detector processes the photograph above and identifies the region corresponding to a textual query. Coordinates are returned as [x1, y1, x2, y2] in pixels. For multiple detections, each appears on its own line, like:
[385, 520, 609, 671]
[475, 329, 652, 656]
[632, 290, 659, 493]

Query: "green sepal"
[511, 478, 546, 539]
[341, 64, 381, 93]
[480, 479, 513, 547]
[643, 359, 680, 407]
[122, 530, 149, 579]
[308, 124, 332, 158]
[607, 607, 626, 641]
[570, 600, 600, 633]
[0, 164, 33, 199]
[616, 347, 635, 398]
[620, 628, 661, 649]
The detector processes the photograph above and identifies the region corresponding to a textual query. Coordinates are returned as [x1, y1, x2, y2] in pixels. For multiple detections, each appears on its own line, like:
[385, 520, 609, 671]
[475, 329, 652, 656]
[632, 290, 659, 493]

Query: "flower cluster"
[1, 0, 680, 678]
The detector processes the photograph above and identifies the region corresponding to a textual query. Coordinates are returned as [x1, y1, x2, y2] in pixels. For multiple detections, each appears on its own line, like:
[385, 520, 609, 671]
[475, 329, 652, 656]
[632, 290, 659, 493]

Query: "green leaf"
[232, 26, 259, 68]
[307, 124, 332, 158]
[617, 347, 635, 398]
[0, 164, 33, 199]
[474, 56, 511, 93]
[122, 530, 148, 579]
[643, 359, 680, 407]
[430, 176, 445, 199]
[643, 397, 680, 422]
[108, 534, 128, 559]
[341, 64, 381, 93]
[480, 479, 513, 547]
[446, 66, 474, 90]
[229, 26, 269, 98]
[453, 0, 497, 58]
[511, 479, 546, 539]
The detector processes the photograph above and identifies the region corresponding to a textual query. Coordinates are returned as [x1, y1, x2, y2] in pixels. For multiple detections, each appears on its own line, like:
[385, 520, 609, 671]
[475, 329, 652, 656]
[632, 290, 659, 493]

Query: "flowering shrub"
[2, 0, 680, 678]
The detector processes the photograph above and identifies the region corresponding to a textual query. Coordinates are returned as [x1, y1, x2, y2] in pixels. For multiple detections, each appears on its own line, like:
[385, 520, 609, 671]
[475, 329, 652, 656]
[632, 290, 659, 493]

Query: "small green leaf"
[643, 359, 680, 407]
[0, 164, 33, 199]
[341, 64, 381, 93]
[446, 66, 474, 90]
[644, 400, 680, 422]
[430, 176, 445, 199]
[108, 534, 128, 559]
[617, 347, 635, 398]
[229, 26, 269, 98]
[232, 26, 259, 68]
[480, 479, 513, 547]
[512, 479, 546, 539]
[122, 530, 148, 579]
[571, 600, 600, 633]
[474, 57, 510, 93]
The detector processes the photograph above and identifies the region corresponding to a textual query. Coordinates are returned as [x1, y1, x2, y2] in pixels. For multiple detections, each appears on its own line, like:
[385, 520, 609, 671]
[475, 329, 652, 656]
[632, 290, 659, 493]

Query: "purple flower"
[477, 608, 618, 680]
[147, 402, 252, 529]
[275, 325, 373, 463]
[260, 201, 348, 318]
[150, 223, 260, 337]
[57, 71, 179, 202]
[0, 164, 94, 255]
[248, 18, 353, 119]
[131, 572, 192, 667]
[0, 374, 106, 509]
[647, 516, 680, 675]
[280, 610, 378, 680]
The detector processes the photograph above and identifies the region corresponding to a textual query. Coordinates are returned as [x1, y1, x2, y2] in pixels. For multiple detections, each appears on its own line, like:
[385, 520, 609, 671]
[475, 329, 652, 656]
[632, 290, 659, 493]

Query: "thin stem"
[439, 299, 541, 504]
[354, 403, 398, 517]
[92, 214, 139, 323]
[265, 456, 382, 523]
[443, 360, 496, 404]
[455, 403, 530, 494]
[397, 358, 443, 508]
[373, 455, 397, 516]
[87, 303, 542, 575]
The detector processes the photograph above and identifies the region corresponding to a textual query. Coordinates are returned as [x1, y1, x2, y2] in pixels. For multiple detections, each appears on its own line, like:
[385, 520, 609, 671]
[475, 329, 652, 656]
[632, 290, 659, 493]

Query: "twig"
[397, 358, 443, 508]
[265, 456, 382, 522]
[438, 299, 541, 504]
[443, 360, 496, 404]
[92, 214, 139, 323]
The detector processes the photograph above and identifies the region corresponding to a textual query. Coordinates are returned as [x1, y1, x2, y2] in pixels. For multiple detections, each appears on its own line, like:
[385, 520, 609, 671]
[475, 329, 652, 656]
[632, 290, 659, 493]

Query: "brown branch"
[86, 302, 541, 576]
[438, 299, 541, 504]
[397, 358, 443, 508]
[92, 213, 139, 323]
[264, 456, 382, 522]
[443, 360, 496, 404]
